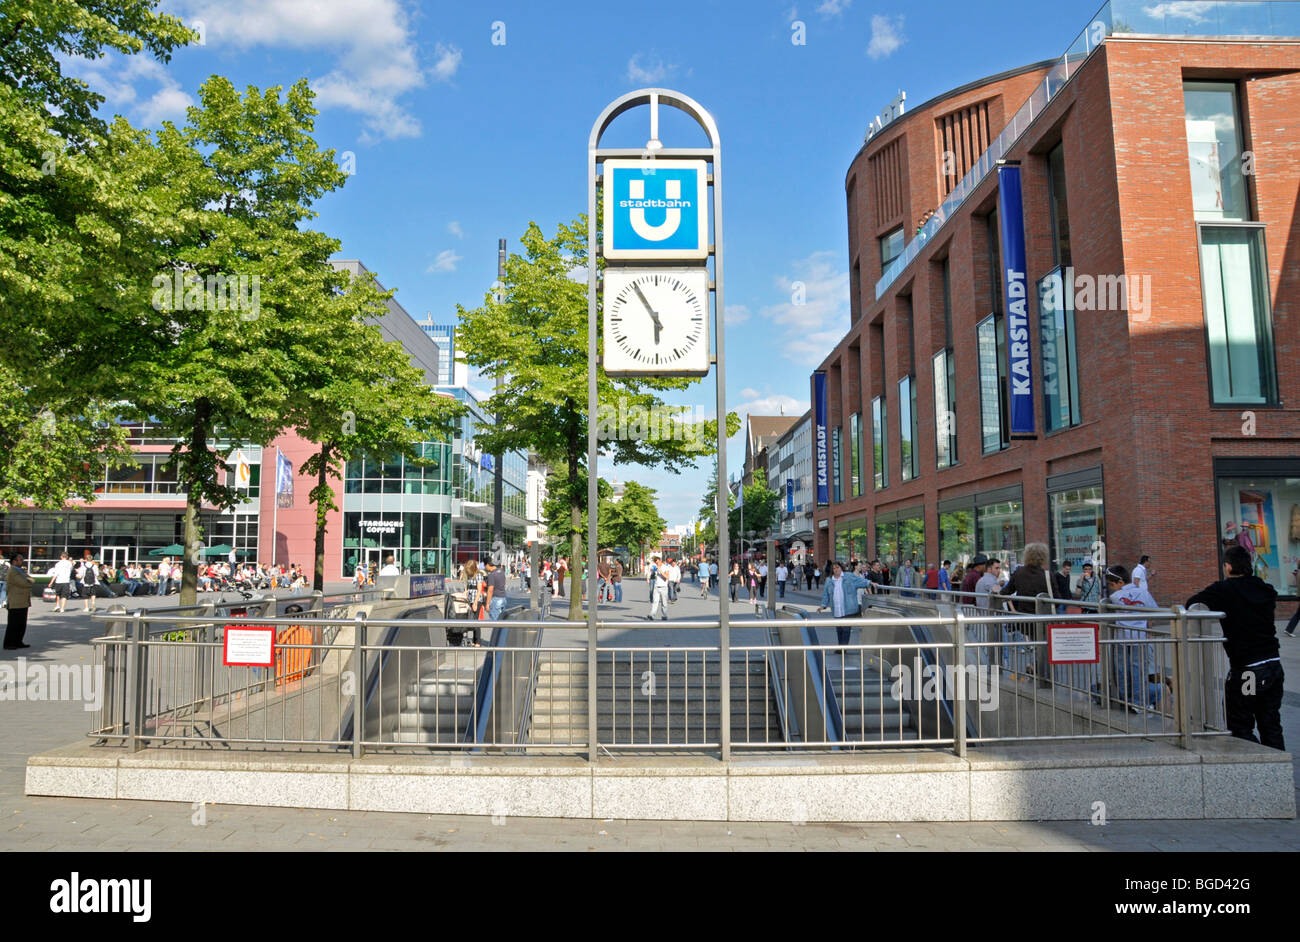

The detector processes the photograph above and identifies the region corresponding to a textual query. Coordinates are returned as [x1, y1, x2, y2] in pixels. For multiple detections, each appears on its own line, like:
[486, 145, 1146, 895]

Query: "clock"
[602, 268, 711, 376]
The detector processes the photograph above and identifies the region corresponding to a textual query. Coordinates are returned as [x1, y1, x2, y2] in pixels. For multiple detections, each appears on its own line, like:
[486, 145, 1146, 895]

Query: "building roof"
[745, 415, 801, 476]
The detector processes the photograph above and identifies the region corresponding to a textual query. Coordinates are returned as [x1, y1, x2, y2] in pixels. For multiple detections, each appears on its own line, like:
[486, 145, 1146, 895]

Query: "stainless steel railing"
[87, 605, 1231, 757]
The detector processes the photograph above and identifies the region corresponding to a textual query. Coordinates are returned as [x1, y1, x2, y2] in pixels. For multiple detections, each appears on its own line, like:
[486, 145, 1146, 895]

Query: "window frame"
[1195, 221, 1278, 408]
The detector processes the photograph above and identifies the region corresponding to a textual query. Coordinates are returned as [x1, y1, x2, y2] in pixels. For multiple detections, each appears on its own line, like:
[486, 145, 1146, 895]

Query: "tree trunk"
[313, 444, 330, 592]
[179, 401, 210, 608]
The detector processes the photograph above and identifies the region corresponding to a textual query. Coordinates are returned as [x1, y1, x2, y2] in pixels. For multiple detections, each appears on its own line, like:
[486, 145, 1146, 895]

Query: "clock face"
[603, 268, 710, 376]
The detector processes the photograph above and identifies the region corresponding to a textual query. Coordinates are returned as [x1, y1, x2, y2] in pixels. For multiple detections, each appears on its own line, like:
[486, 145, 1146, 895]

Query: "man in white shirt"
[758, 562, 768, 598]
[1105, 565, 1159, 713]
[50, 553, 74, 613]
[646, 556, 669, 621]
[1132, 555, 1151, 594]
[379, 555, 400, 576]
[668, 559, 682, 603]
[776, 563, 789, 599]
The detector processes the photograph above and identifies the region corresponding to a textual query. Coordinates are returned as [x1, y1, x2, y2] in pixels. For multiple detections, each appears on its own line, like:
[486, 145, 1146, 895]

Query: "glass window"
[1038, 268, 1082, 431]
[1047, 142, 1072, 267]
[939, 509, 975, 567]
[898, 515, 925, 565]
[849, 413, 862, 498]
[875, 520, 897, 567]
[1217, 475, 1300, 598]
[977, 500, 1024, 568]
[871, 397, 888, 490]
[1183, 82, 1249, 222]
[1050, 486, 1106, 595]
[880, 227, 905, 270]
[835, 518, 867, 564]
[933, 350, 957, 469]
[831, 426, 842, 502]
[977, 314, 1010, 453]
[1199, 226, 1277, 405]
[898, 377, 918, 482]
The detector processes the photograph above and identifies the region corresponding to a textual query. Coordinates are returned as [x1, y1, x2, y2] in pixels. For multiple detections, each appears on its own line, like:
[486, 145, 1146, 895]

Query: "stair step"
[400, 693, 475, 712]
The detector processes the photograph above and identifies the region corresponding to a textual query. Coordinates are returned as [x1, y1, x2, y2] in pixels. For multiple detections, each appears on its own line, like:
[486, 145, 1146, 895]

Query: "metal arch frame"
[586, 88, 731, 761]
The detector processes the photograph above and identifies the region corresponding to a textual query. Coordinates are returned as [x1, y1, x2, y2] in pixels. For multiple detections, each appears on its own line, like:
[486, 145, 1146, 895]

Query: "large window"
[1184, 81, 1249, 222]
[1199, 226, 1277, 405]
[92, 454, 183, 495]
[1216, 470, 1300, 598]
[1038, 268, 1082, 431]
[880, 226, 905, 270]
[834, 517, 868, 564]
[933, 350, 957, 469]
[875, 520, 897, 566]
[1050, 485, 1105, 595]
[1047, 142, 1072, 267]
[346, 444, 454, 497]
[898, 376, 918, 481]
[977, 500, 1024, 568]
[849, 413, 862, 498]
[831, 426, 842, 502]
[977, 315, 1010, 452]
[938, 508, 975, 566]
[871, 397, 888, 490]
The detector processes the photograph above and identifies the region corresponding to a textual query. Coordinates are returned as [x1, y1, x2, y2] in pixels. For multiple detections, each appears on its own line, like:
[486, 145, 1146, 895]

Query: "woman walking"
[729, 562, 741, 602]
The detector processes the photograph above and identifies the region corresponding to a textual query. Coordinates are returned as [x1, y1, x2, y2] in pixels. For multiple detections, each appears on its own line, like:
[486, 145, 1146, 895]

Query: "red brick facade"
[812, 37, 1300, 608]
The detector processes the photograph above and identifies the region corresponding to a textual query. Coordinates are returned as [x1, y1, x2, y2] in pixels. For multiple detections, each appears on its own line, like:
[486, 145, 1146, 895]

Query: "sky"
[70, 0, 1109, 528]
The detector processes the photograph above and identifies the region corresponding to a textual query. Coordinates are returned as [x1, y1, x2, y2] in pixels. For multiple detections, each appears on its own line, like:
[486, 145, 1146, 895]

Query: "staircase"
[821, 652, 920, 743]
[527, 650, 783, 748]
[390, 660, 480, 744]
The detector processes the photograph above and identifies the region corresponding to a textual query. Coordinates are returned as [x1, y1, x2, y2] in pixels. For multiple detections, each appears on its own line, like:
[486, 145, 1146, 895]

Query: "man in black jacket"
[1187, 545, 1284, 750]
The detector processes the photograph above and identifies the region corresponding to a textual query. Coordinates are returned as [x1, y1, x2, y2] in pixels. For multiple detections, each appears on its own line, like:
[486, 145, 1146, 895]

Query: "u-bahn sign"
[602, 159, 708, 260]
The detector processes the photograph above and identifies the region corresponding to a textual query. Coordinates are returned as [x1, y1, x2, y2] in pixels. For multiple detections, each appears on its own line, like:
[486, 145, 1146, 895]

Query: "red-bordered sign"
[223, 625, 275, 667]
[1047, 623, 1100, 664]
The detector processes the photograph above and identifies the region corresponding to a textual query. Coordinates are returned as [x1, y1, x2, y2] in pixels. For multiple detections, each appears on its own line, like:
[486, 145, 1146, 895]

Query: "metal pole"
[127, 610, 144, 753]
[352, 611, 366, 760]
[586, 143, 600, 764]
[493, 239, 506, 557]
[713, 137, 730, 764]
[953, 607, 967, 758]
[271, 446, 279, 567]
[1172, 605, 1190, 750]
[766, 537, 776, 613]
[529, 542, 540, 613]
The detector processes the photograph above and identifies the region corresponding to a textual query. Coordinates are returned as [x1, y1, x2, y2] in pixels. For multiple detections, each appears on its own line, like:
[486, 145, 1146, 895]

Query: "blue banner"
[997, 164, 1036, 437]
[786, 478, 794, 513]
[275, 452, 294, 509]
[814, 371, 829, 505]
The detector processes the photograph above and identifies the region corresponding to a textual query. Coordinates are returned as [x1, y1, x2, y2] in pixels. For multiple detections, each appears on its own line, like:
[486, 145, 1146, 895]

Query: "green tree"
[125, 77, 359, 605]
[284, 267, 464, 590]
[602, 481, 666, 565]
[457, 217, 737, 619]
[697, 460, 730, 552]
[0, 0, 194, 504]
[729, 468, 781, 547]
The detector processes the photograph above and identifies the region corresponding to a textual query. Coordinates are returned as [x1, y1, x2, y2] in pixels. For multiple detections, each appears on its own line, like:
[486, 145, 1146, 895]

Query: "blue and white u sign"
[602, 159, 709, 260]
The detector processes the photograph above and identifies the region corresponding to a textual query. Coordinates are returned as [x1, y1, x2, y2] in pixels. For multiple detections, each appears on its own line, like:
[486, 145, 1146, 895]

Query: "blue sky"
[72, 0, 1107, 527]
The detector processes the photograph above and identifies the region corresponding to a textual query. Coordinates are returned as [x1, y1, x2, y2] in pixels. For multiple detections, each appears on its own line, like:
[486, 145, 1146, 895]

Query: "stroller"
[443, 591, 480, 647]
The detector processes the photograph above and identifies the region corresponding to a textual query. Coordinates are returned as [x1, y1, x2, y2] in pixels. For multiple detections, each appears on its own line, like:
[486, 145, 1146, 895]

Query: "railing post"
[127, 610, 145, 753]
[587, 610, 598, 763]
[352, 611, 366, 760]
[953, 608, 967, 758]
[1172, 605, 1191, 750]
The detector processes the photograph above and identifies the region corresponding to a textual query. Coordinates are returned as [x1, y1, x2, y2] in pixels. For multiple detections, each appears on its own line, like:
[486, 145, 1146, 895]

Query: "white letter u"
[628, 179, 681, 241]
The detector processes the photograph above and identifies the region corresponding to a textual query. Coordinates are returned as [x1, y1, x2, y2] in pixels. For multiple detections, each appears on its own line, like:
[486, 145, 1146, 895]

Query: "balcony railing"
[874, 0, 1300, 300]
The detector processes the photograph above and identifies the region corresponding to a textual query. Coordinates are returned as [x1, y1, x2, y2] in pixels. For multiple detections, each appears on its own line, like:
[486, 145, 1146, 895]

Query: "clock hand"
[632, 283, 664, 344]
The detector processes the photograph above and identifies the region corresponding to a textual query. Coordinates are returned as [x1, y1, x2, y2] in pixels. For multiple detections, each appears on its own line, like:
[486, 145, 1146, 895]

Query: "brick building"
[811, 4, 1300, 607]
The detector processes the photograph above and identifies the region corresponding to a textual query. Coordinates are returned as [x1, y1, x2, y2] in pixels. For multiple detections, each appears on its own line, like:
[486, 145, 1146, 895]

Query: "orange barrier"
[275, 624, 314, 686]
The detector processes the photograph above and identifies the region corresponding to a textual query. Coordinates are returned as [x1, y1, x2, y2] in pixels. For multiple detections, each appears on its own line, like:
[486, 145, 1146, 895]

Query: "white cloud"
[758, 250, 851, 368]
[626, 53, 679, 85]
[431, 43, 462, 82]
[65, 53, 195, 126]
[817, 0, 851, 15]
[725, 303, 751, 326]
[1142, 2, 1212, 22]
[171, 0, 429, 141]
[786, 6, 800, 22]
[427, 249, 462, 273]
[447, 220, 464, 240]
[739, 388, 760, 400]
[867, 14, 905, 60]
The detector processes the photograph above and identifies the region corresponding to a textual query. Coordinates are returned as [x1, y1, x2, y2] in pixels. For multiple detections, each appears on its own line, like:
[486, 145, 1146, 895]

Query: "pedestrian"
[668, 558, 682, 603]
[647, 555, 669, 621]
[1187, 545, 1284, 749]
[817, 562, 872, 651]
[4, 553, 33, 650]
[460, 560, 484, 646]
[50, 552, 73, 614]
[757, 561, 768, 598]
[939, 560, 952, 592]
[1103, 564, 1159, 713]
[728, 562, 741, 602]
[699, 559, 710, 597]
[81, 558, 103, 613]
[1286, 566, 1299, 638]
[611, 558, 624, 603]
[1132, 555, 1152, 593]
[1077, 562, 1101, 605]
[484, 558, 507, 623]
[1000, 542, 1054, 687]
[0, 551, 7, 611]
[776, 561, 789, 599]
[709, 560, 719, 590]
[961, 554, 987, 605]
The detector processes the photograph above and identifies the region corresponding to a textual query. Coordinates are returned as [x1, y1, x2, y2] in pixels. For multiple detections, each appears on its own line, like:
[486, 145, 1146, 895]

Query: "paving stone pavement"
[2, 581, 1298, 851]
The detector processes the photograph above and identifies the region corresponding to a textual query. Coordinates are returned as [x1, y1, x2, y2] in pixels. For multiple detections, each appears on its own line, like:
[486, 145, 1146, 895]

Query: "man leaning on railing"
[817, 562, 872, 651]
[1186, 544, 1284, 750]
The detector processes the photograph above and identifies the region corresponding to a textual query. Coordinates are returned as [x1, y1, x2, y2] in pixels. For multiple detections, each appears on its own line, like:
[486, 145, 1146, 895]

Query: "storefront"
[1048, 468, 1106, 594]
[934, 485, 1025, 571]
[341, 443, 455, 577]
[875, 506, 925, 567]
[833, 516, 868, 563]
[1214, 458, 1300, 599]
